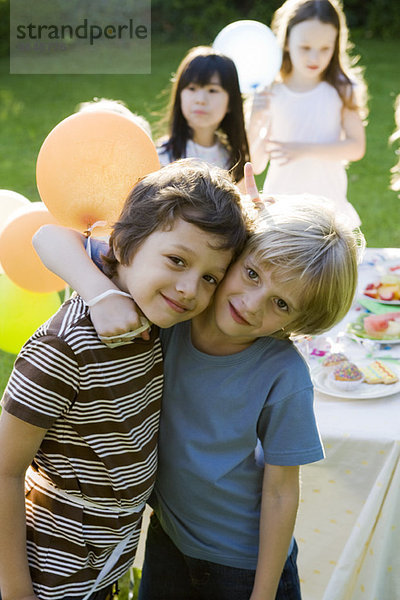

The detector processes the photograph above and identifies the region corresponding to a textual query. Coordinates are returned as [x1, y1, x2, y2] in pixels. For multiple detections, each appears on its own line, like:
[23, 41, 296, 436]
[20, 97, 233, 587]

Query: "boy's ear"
[113, 243, 121, 263]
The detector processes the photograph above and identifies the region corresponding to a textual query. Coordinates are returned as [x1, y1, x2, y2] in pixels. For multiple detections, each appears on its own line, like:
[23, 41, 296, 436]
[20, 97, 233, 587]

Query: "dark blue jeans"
[138, 513, 301, 600]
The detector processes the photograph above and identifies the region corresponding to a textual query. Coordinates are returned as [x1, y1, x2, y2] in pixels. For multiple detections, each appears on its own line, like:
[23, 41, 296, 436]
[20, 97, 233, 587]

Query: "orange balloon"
[0, 202, 66, 293]
[36, 111, 160, 234]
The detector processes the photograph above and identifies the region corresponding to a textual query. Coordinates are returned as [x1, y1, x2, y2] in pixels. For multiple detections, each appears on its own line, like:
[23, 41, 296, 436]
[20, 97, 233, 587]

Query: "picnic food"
[330, 361, 363, 391]
[363, 273, 400, 302]
[348, 312, 400, 341]
[322, 352, 348, 373]
[360, 360, 399, 385]
[363, 312, 400, 338]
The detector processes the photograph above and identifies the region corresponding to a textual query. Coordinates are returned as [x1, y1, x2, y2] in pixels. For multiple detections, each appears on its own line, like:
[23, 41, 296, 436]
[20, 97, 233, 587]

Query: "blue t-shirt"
[151, 321, 324, 569]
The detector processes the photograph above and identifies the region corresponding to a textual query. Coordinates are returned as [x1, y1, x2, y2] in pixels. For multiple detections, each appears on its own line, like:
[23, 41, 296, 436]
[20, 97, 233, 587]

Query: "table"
[294, 249, 400, 600]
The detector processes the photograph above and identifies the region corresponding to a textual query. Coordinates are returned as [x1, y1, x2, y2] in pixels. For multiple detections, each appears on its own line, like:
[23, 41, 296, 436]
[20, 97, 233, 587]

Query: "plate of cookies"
[312, 356, 400, 399]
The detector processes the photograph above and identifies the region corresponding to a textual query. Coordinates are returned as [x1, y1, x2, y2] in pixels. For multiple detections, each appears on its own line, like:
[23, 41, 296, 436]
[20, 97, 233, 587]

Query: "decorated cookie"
[360, 360, 399, 385]
[330, 361, 363, 391]
[322, 352, 348, 373]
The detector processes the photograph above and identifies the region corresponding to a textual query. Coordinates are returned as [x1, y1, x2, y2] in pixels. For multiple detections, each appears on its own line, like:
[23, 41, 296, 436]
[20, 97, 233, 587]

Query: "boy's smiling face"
[115, 217, 233, 328]
[212, 251, 304, 344]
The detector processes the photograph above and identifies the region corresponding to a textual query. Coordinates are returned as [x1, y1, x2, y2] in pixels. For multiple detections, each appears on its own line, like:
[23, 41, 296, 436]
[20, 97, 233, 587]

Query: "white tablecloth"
[295, 248, 400, 600]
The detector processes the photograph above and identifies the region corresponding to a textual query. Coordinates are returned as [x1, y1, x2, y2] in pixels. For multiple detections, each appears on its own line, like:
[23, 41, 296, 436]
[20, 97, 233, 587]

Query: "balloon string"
[64, 285, 72, 302]
[84, 220, 107, 258]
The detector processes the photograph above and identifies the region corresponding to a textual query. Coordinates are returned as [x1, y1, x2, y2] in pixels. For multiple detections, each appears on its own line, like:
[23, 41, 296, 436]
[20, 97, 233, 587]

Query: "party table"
[294, 248, 400, 600]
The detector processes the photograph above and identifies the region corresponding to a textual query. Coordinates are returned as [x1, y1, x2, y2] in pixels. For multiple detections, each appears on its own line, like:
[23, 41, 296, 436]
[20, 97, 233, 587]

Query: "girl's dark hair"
[272, 0, 367, 118]
[159, 46, 250, 183]
[102, 159, 253, 278]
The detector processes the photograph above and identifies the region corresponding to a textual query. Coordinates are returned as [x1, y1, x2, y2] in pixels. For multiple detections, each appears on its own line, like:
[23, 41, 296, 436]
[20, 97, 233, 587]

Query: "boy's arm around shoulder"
[33, 224, 116, 302]
[0, 409, 46, 600]
[250, 463, 300, 600]
[33, 224, 147, 339]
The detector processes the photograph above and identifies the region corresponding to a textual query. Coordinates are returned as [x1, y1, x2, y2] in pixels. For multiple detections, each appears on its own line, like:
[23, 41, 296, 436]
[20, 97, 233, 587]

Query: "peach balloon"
[0, 190, 31, 274]
[0, 202, 66, 293]
[36, 111, 160, 235]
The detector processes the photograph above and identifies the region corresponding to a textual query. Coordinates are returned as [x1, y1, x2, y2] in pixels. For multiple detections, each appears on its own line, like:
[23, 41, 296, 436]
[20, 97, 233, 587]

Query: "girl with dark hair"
[157, 46, 250, 184]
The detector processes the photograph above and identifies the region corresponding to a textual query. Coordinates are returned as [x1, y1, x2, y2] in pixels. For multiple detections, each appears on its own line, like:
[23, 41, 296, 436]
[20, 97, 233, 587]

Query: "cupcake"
[329, 361, 363, 391]
[322, 352, 348, 374]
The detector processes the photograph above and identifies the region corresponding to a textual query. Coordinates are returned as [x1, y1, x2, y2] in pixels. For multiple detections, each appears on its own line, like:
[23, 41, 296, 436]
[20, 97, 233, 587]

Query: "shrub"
[151, 0, 400, 41]
[0, 0, 9, 57]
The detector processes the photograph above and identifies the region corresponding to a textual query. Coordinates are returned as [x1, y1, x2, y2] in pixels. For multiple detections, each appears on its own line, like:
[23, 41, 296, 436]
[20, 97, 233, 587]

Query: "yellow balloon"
[0, 274, 61, 355]
[0, 190, 31, 274]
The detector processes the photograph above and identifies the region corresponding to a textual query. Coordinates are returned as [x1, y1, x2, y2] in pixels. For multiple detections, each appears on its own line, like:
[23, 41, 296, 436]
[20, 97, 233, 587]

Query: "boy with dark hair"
[0, 160, 251, 600]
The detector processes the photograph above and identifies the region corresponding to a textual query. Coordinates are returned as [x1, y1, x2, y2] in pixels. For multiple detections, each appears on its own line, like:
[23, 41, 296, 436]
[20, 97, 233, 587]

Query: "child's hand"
[244, 163, 275, 207]
[244, 162, 260, 202]
[248, 88, 272, 140]
[89, 294, 150, 342]
[251, 87, 272, 115]
[265, 140, 308, 165]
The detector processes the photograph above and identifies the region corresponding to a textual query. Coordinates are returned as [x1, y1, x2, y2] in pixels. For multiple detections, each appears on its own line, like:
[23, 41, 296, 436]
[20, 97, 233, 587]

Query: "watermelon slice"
[363, 312, 400, 336]
[347, 312, 400, 340]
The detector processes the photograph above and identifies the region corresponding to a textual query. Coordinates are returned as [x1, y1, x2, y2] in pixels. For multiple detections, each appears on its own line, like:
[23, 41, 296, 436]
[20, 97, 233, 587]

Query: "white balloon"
[213, 20, 282, 94]
[0, 190, 31, 274]
[0, 190, 30, 225]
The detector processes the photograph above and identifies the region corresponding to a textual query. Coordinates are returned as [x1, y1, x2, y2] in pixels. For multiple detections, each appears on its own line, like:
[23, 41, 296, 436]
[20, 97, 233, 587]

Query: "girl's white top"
[158, 138, 230, 170]
[263, 81, 361, 227]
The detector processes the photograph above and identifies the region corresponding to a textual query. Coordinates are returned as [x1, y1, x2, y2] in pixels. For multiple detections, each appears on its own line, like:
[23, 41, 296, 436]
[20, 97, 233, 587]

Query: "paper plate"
[312, 361, 400, 399]
[361, 294, 400, 306]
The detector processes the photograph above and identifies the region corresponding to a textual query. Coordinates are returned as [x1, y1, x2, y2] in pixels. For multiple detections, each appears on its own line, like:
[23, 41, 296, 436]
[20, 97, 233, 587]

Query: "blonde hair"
[76, 97, 153, 138]
[271, 0, 368, 119]
[246, 194, 365, 339]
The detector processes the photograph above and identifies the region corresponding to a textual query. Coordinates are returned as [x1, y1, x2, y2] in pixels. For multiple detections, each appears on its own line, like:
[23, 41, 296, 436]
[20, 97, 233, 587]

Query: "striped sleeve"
[2, 335, 79, 429]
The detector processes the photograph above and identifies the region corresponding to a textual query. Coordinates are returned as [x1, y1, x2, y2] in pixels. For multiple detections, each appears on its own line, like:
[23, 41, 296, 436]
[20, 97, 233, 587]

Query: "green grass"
[0, 36, 399, 242]
[0, 34, 399, 597]
[344, 37, 400, 247]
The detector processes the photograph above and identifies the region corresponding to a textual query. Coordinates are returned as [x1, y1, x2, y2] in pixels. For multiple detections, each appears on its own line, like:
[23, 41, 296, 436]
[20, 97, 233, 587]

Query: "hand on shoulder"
[90, 294, 150, 341]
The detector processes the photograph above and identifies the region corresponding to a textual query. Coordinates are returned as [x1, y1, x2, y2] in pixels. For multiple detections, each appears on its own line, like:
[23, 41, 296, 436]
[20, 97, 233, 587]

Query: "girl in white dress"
[247, 0, 368, 227]
[157, 46, 250, 184]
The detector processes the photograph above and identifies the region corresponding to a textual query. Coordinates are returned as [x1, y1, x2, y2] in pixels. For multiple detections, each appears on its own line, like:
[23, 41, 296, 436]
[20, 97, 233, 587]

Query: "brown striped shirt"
[2, 296, 163, 599]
